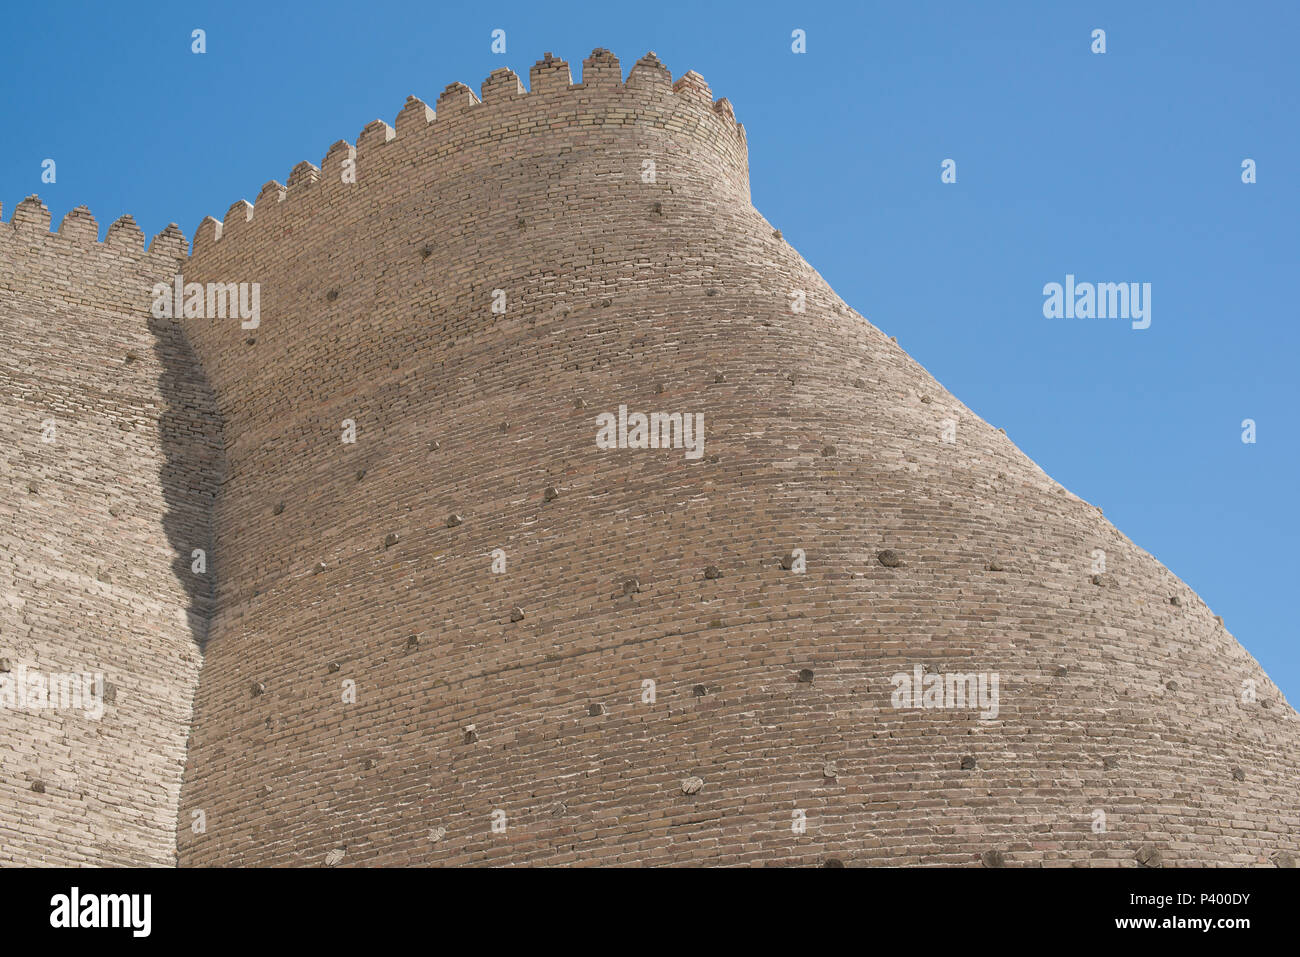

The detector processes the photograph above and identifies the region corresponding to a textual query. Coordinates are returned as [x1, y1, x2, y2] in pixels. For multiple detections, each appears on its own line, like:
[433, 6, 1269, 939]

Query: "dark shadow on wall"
[148, 311, 225, 650]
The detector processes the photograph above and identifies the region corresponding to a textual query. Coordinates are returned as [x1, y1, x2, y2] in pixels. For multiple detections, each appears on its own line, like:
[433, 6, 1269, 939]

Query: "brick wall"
[171, 50, 1298, 866]
[0, 200, 220, 865]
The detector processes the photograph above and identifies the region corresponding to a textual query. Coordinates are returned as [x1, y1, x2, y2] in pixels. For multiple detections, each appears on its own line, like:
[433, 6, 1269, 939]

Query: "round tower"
[171, 50, 1299, 866]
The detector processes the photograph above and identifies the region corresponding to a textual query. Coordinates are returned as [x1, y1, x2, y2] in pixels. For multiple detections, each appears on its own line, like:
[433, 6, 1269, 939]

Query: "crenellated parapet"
[2, 194, 187, 256]
[0, 195, 188, 311]
[186, 49, 749, 264]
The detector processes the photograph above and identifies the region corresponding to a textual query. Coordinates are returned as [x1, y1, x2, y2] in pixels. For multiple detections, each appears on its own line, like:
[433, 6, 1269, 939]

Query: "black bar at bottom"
[0, 866, 1293, 944]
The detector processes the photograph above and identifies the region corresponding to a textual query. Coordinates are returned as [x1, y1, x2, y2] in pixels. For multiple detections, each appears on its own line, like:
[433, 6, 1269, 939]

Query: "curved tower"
[171, 50, 1299, 866]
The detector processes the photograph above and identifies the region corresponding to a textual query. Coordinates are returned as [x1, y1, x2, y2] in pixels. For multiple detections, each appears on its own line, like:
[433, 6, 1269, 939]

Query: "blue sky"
[3, 1, 1296, 699]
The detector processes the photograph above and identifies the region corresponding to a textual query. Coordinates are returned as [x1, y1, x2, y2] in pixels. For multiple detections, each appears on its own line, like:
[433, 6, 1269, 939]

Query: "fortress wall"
[0, 46, 1289, 872]
[0, 201, 220, 865]
[170, 49, 1300, 867]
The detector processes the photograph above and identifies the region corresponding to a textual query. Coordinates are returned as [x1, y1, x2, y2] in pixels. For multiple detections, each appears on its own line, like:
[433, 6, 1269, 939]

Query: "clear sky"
[3, 1, 1296, 700]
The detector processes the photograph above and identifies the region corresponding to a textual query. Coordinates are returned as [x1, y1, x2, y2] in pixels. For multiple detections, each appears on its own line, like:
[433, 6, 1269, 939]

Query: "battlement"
[187, 49, 748, 262]
[0, 196, 187, 323]
[1, 195, 187, 259]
